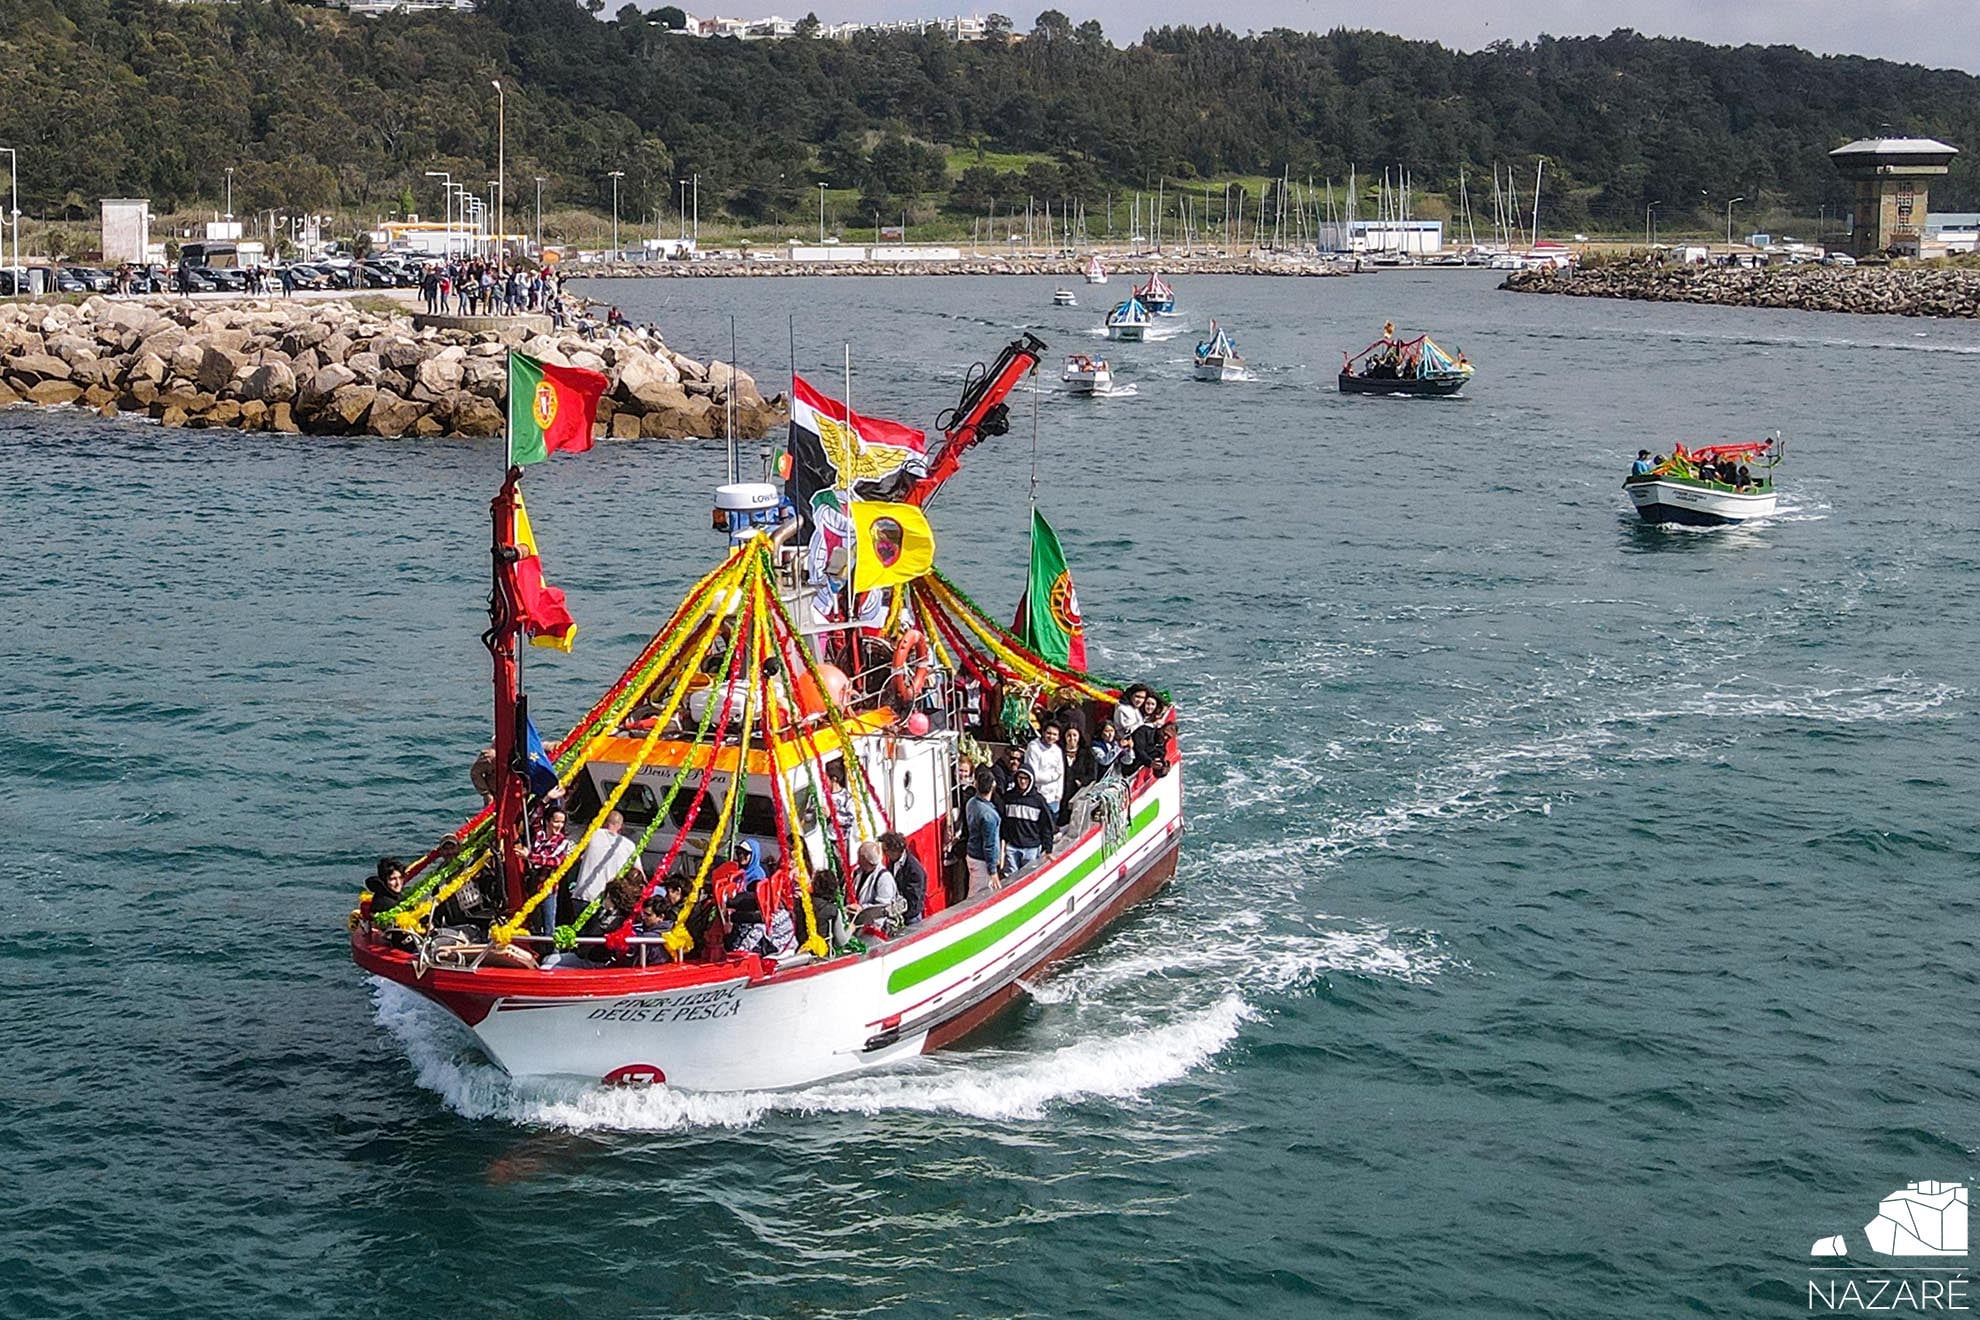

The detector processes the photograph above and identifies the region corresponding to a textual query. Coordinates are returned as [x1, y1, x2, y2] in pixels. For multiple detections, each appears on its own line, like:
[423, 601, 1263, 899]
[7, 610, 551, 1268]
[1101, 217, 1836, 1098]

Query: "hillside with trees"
[2, 0, 1976, 239]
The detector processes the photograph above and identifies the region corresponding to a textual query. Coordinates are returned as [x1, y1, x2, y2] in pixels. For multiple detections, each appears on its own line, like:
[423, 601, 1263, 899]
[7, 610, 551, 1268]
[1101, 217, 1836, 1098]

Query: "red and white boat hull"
[357, 770, 1183, 1092]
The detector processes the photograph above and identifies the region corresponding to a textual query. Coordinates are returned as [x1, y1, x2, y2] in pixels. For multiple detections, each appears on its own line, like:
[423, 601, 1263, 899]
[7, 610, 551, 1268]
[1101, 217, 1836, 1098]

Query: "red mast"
[486, 467, 529, 914]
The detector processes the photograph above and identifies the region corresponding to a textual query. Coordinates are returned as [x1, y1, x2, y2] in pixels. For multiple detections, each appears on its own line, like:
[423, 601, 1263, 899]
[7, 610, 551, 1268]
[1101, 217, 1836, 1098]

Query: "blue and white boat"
[1194, 320, 1244, 381]
[1104, 296, 1151, 342]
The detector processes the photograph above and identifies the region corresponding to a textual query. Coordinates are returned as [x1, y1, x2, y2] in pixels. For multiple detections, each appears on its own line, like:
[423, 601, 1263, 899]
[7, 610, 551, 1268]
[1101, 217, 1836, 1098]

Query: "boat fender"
[890, 629, 933, 704]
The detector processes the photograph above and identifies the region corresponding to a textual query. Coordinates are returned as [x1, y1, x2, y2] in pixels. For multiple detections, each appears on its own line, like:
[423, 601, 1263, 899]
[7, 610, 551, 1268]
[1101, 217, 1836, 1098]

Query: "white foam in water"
[374, 980, 1252, 1132]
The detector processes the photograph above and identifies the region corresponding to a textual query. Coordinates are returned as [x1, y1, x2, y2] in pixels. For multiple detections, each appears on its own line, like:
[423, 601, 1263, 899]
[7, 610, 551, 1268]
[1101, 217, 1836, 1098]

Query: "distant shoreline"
[569, 256, 1361, 279]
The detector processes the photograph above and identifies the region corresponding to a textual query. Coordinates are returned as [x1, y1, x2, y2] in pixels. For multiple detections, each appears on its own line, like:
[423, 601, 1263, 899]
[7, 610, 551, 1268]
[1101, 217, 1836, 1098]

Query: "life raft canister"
[890, 628, 933, 704]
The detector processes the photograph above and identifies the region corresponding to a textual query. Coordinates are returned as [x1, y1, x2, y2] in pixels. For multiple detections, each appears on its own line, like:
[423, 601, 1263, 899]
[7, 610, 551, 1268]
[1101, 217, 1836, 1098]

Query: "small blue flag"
[524, 718, 561, 798]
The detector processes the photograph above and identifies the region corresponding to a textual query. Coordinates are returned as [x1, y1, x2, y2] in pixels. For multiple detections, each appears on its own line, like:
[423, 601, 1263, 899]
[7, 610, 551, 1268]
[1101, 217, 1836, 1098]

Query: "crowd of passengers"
[1630, 449, 1764, 490]
[362, 681, 1176, 969]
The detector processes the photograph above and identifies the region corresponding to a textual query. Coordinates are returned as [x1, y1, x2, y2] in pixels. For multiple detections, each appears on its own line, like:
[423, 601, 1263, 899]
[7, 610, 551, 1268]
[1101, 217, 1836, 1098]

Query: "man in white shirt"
[1023, 722, 1067, 815]
[571, 810, 644, 905]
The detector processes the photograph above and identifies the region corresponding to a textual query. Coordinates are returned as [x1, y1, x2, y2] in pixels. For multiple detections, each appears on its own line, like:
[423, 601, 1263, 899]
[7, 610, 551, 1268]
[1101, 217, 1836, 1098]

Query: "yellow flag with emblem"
[850, 501, 936, 592]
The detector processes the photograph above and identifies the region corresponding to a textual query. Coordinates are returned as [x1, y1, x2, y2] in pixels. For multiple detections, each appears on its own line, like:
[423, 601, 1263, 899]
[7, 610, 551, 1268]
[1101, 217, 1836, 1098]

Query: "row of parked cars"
[0, 253, 438, 297]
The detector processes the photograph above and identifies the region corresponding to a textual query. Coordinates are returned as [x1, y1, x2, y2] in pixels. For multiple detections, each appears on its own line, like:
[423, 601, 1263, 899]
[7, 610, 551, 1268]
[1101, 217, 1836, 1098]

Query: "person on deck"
[880, 831, 927, 927]
[733, 840, 769, 890]
[525, 807, 575, 935]
[571, 810, 644, 911]
[826, 762, 858, 838]
[998, 767, 1054, 876]
[1024, 722, 1067, 817]
[964, 766, 1005, 896]
[1093, 720, 1133, 777]
[852, 841, 901, 936]
[1060, 725, 1100, 823]
[992, 745, 1024, 799]
[367, 856, 407, 913]
[1632, 450, 1654, 476]
[470, 746, 499, 804]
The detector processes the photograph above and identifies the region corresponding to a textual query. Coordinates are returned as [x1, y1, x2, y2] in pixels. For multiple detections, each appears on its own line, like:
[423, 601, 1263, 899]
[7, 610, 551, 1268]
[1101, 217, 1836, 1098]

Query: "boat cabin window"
[669, 790, 780, 838]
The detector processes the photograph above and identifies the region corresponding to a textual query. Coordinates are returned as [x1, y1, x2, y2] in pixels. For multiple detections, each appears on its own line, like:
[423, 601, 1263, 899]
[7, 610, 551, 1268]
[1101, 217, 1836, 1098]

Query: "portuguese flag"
[1018, 507, 1086, 671]
[507, 351, 609, 467]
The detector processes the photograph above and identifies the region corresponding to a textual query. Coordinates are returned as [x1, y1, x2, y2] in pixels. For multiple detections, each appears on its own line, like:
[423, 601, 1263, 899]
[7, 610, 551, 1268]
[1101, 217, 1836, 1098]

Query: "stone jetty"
[578, 254, 1352, 279]
[0, 296, 785, 439]
[1503, 263, 1980, 318]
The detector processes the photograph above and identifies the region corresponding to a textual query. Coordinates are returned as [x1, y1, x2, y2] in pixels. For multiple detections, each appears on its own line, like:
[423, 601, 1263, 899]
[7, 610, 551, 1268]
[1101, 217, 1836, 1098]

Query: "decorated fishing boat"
[351, 333, 1186, 1093]
[1084, 254, 1108, 285]
[1623, 438, 1781, 526]
[1052, 288, 1077, 307]
[1062, 352, 1113, 395]
[1193, 320, 1244, 382]
[1104, 296, 1151, 342]
[1338, 324, 1473, 396]
[1134, 270, 1176, 315]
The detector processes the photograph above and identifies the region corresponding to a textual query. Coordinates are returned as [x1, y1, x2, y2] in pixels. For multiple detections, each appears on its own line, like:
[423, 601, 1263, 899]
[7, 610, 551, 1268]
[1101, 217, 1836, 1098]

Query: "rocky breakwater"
[1503, 263, 1980, 318]
[0, 297, 786, 439]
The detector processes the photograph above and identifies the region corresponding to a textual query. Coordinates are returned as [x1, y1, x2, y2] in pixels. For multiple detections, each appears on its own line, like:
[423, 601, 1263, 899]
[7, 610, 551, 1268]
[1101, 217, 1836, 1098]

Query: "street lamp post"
[678, 179, 687, 242]
[424, 170, 453, 257]
[0, 147, 15, 295]
[1726, 195, 1746, 248]
[487, 181, 499, 257]
[818, 182, 826, 243]
[534, 177, 545, 257]
[607, 170, 624, 254]
[491, 80, 504, 265]
[224, 166, 234, 223]
[692, 172, 699, 245]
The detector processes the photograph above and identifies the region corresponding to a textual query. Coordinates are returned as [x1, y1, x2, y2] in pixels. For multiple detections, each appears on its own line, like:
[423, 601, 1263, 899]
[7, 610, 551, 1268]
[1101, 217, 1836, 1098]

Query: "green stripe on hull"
[887, 799, 1165, 995]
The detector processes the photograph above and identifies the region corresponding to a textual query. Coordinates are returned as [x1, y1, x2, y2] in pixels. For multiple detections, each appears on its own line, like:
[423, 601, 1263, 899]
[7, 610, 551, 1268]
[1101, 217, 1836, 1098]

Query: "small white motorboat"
[1052, 288, 1077, 307]
[1194, 320, 1245, 382]
[1084, 255, 1108, 285]
[1104, 296, 1150, 342]
[1062, 352, 1113, 394]
[1623, 438, 1782, 526]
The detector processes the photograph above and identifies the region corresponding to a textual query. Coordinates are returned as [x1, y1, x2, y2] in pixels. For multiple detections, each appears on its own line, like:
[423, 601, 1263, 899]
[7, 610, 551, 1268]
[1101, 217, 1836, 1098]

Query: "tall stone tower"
[1829, 137, 1959, 258]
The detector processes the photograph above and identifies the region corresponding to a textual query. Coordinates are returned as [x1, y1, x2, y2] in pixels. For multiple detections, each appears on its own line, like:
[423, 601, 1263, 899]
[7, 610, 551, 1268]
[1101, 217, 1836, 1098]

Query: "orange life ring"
[890, 628, 933, 704]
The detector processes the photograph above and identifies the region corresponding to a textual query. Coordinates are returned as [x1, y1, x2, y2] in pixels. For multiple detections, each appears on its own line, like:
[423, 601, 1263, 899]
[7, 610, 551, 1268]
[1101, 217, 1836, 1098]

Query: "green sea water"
[2, 271, 1975, 1318]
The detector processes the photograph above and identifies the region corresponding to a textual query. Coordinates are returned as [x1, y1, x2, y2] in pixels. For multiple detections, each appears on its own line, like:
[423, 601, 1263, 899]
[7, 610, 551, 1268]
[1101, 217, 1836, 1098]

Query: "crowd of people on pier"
[417, 259, 568, 319]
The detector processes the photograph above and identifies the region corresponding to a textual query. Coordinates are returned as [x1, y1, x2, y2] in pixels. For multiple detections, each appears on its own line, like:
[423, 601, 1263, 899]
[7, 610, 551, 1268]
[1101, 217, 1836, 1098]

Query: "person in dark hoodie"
[880, 830, 927, 927]
[1059, 723, 1101, 825]
[998, 766, 1055, 877]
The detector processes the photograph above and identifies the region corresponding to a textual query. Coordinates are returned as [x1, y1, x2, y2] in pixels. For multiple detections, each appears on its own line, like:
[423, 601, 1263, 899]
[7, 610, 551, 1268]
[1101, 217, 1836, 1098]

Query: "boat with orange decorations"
[351, 332, 1185, 1093]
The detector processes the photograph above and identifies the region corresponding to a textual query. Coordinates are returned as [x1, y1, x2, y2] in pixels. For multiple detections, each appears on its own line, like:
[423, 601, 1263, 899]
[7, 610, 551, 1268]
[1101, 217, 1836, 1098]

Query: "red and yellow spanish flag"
[513, 492, 577, 651]
[508, 351, 608, 468]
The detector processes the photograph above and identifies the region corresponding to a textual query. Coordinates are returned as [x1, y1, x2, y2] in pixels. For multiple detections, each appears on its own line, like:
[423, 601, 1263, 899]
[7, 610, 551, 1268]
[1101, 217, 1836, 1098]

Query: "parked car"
[0, 266, 31, 295]
[176, 265, 220, 292]
[356, 261, 397, 289]
[1821, 252, 1858, 267]
[63, 265, 116, 293]
[280, 264, 329, 291]
[52, 267, 89, 293]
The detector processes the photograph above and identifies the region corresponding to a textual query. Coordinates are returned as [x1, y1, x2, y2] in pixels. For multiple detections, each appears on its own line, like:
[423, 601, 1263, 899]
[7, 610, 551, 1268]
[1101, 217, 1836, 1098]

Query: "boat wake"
[372, 979, 1249, 1131]
[1060, 383, 1139, 399]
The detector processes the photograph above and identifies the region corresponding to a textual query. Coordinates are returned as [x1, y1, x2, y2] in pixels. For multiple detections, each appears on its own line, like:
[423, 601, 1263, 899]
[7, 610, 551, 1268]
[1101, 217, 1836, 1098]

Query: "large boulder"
[279, 322, 331, 356]
[624, 379, 693, 416]
[461, 356, 507, 398]
[377, 336, 426, 370]
[7, 353, 72, 385]
[365, 391, 425, 437]
[451, 394, 505, 438]
[240, 360, 297, 404]
[123, 352, 168, 388]
[608, 411, 641, 440]
[411, 356, 463, 400]
[613, 349, 680, 403]
[25, 380, 83, 406]
[45, 334, 99, 367]
[303, 362, 358, 406]
[325, 383, 378, 430]
[346, 350, 382, 379]
[196, 345, 250, 394]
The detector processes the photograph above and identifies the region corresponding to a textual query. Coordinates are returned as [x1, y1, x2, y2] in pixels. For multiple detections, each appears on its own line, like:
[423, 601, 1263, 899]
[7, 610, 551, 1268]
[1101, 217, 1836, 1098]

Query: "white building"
[343, 0, 475, 13]
[1316, 218, 1444, 255]
[1925, 212, 1979, 253]
[100, 198, 152, 265]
